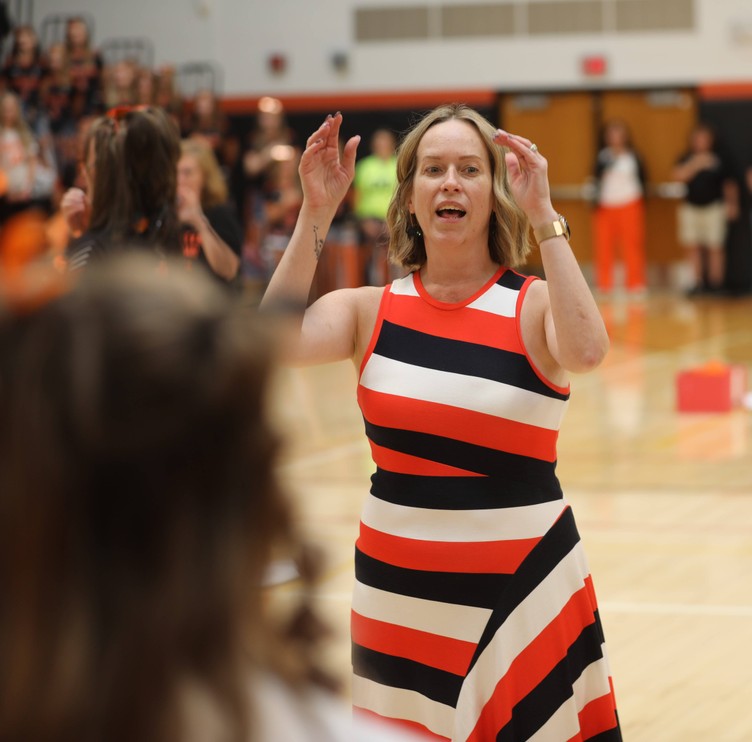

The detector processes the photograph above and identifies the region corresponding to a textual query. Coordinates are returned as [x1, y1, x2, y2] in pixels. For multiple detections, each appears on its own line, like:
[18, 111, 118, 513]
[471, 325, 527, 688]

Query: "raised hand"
[493, 129, 556, 225]
[60, 187, 90, 237]
[299, 112, 360, 211]
[176, 183, 204, 229]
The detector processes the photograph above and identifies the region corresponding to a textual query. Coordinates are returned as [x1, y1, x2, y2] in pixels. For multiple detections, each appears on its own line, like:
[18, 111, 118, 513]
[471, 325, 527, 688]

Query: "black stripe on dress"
[496, 621, 611, 742]
[468, 506, 581, 673]
[355, 547, 512, 609]
[370, 469, 564, 510]
[365, 421, 562, 486]
[352, 645, 463, 708]
[373, 321, 570, 402]
[584, 727, 624, 742]
[497, 269, 528, 291]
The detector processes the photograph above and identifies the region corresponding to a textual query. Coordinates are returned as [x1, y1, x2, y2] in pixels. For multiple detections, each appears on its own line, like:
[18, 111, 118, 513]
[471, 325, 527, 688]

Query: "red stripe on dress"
[357, 522, 539, 574]
[368, 441, 483, 477]
[387, 294, 521, 352]
[352, 610, 476, 676]
[578, 692, 619, 739]
[465, 579, 603, 741]
[354, 707, 450, 741]
[360, 387, 559, 462]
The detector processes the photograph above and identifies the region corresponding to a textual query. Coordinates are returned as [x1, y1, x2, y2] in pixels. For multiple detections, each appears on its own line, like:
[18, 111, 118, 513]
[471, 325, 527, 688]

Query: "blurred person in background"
[40, 42, 78, 189]
[155, 64, 184, 123]
[258, 144, 302, 280]
[178, 136, 243, 284]
[66, 105, 181, 270]
[242, 97, 295, 253]
[592, 119, 647, 296]
[64, 16, 103, 119]
[102, 58, 138, 110]
[1, 24, 47, 131]
[182, 88, 227, 159]
[0, 236, 417, 742]
[672, 123, 739, 295]
[60, 114, 116, 243]
[353, 127, 398, 285]
[0, 91, 56, 223]
[134, 67, 158, 107]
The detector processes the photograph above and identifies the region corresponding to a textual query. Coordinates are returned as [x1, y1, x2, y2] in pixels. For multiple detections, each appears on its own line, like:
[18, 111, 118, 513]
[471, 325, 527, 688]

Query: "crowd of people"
[0, 17, 251, 287]
[0, 17, 403, 292]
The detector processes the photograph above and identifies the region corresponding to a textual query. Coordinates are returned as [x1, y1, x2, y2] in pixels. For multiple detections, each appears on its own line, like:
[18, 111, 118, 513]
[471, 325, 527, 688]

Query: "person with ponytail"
[66, 105, 182, 271]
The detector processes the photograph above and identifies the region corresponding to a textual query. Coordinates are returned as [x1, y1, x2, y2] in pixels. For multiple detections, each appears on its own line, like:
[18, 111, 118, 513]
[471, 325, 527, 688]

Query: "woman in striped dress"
[262, 105, 621, 741]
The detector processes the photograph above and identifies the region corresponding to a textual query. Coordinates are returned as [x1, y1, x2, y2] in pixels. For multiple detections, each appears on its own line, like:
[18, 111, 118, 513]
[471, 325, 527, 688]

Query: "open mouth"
[436, 207, 466, 219]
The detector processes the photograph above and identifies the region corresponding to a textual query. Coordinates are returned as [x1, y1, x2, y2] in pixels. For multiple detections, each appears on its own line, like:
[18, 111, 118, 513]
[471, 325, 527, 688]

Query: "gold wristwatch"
[533, 214, 571, 244]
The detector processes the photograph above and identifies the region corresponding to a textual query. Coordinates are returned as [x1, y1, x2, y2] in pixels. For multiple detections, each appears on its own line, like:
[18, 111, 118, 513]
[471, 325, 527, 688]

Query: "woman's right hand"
[299, 112, 359, 211]
[60, 187, 90, 237]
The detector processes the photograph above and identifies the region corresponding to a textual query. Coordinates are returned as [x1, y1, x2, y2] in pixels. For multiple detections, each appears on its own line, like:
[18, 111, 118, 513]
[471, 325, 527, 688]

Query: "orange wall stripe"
[220, 89, 497, 115]
[698, 82, 752, 100]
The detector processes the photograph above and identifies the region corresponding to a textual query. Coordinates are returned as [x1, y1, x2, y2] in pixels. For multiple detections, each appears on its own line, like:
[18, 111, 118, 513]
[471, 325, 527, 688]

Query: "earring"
[407, 219, 422, 239]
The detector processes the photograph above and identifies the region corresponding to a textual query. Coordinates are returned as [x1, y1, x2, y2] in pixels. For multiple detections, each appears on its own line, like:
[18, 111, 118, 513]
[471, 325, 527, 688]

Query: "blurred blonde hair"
[386, 103, 532, 270]
[180, 137, 228, 209]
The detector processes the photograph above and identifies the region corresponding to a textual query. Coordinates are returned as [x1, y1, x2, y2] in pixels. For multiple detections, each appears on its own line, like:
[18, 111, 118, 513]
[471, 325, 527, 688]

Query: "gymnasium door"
[499, 89, 697, 282]
[499, 92, 598, 270]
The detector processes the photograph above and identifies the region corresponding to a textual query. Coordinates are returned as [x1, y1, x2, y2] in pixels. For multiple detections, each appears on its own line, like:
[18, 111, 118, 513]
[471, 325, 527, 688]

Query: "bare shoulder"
[354, 284, 386, 314]
[521, 276, 550, 321]
[353, 285, 386, 361]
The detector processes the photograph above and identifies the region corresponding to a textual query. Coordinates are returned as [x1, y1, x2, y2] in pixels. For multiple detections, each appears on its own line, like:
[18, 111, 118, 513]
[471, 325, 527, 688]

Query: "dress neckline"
[412, 265, 506, 310]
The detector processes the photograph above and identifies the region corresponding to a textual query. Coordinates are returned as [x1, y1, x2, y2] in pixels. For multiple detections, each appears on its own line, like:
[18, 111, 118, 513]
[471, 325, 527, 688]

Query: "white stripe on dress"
[453, 541, 592, 740]
[360, 495, 566, 543]
[360, 353, 568, 431]
[389, 275, 420, 297]
[526, 656, 614, 742]
[352, 674, 455, 740]
[466, 281, 520, 318]
[353, 582, 492, 645]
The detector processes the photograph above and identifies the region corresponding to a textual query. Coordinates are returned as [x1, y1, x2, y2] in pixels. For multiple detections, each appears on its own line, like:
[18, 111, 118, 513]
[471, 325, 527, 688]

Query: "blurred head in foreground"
[0, 244, 325, 742]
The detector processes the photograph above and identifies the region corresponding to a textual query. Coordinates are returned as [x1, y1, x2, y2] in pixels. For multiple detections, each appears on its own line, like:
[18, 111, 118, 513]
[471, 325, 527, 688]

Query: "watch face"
[558, 214, 571, 240]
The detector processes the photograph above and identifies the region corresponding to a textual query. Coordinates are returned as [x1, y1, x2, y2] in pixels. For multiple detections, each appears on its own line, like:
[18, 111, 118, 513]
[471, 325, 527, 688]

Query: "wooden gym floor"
[268, 289, 752, 742]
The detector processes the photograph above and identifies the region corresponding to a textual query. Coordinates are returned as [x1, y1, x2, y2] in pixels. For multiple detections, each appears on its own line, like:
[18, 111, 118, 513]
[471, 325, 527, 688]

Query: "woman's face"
[0, 96, 20, 127]
[67, 20, 88, 47]
[692, 128, 713, 153]
[48, 44, 65, 71]
[16, 28, 36, 53]
[178, 153, 204, 194]
[194, 91, 215, 118]
[605, 123, 628, 149]
[408, 119, 493, 248]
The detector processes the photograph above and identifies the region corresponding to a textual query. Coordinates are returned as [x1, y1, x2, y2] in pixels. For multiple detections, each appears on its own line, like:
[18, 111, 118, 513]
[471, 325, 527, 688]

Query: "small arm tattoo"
[313, 225, 324, 260]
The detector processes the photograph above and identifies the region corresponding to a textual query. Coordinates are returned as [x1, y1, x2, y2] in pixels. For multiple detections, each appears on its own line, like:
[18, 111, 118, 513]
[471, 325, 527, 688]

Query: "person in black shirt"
[672, 124, 738, 294]
[1, 25, 47, 129]
[178, 136, 243, 284]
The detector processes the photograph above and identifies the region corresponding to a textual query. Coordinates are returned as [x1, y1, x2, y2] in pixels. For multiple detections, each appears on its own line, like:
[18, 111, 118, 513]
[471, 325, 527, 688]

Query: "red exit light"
[582, 55, 608, 77]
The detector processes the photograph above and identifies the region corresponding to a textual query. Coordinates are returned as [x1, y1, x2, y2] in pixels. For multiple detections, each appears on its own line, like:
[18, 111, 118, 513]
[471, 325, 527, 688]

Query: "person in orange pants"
[593, 119, 647, 295]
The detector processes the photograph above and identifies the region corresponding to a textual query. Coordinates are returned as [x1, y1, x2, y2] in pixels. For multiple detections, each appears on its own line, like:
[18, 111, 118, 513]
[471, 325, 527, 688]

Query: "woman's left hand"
[493, 130, 557, 225]
[177, 185, 204, 228]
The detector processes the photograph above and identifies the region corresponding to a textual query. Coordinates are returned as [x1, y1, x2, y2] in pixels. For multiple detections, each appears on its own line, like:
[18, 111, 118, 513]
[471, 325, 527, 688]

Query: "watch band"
[533, 214, 570, 244]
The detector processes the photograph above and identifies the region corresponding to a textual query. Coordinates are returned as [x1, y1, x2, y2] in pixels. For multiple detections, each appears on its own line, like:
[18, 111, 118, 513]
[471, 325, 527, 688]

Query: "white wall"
[25, 0, 752, 96]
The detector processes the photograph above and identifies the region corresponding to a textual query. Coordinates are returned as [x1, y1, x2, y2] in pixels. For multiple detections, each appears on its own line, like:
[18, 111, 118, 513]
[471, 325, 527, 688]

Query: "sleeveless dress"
[352, 267, 621, 741]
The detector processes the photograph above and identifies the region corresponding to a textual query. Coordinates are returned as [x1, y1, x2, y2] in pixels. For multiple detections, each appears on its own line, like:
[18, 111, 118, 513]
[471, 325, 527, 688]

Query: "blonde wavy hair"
[180, 137, 229, 209]
[386, 103, 532, 270]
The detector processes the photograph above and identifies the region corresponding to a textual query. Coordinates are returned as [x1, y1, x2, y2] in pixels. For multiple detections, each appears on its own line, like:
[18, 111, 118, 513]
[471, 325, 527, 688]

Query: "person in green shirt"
[353, 128, 397, 284]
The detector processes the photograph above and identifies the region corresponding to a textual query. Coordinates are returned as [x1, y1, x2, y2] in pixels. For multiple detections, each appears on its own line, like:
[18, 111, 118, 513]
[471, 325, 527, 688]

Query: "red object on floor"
[676, 362, 748, 412]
